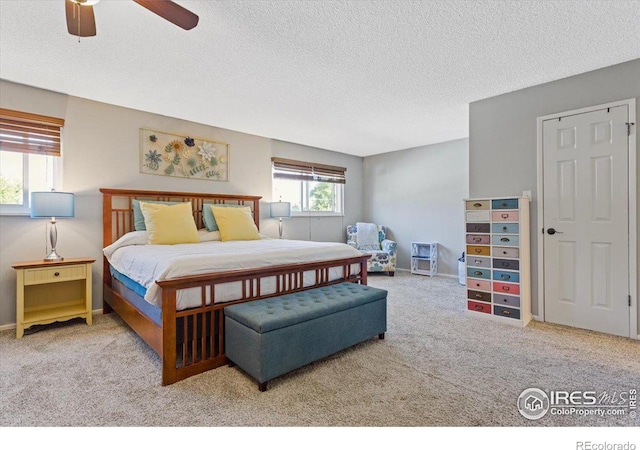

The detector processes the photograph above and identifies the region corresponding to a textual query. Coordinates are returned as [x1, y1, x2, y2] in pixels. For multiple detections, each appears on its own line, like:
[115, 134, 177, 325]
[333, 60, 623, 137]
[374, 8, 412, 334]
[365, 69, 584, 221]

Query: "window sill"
[0, 208, 30, 217]
[290, 212, 345, 218]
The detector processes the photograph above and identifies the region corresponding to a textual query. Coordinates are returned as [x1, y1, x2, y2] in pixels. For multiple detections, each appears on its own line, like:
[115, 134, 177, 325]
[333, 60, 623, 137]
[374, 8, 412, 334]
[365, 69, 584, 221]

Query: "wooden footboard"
[101, 188, 369, 385]
[104, 255, 368, 385]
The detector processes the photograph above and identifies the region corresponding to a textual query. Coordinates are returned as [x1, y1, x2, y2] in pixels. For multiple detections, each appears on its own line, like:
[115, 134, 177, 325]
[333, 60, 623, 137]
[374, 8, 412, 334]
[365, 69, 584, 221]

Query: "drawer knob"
[502, 286, 510, 291]
[54, 272, 60, 277]
[474, 249, 482, 254]
[502, 310, 511, 316]
[474, 271, 482, 276]
[473, 203, 482, 207]
[501, 274, 511, 280]
[475, 305, 483, 311]
[474, 226, 480, 231]
[500, 237, 510, 242]
[502, 262, 509, 267]
[476, 283, 480, 287]
[502, 226, 508, 231]
[475, 294, 482, 298]
[501, 214, 509, 219]
[474, 260, 482, 264]
[473, 238, 481, 242]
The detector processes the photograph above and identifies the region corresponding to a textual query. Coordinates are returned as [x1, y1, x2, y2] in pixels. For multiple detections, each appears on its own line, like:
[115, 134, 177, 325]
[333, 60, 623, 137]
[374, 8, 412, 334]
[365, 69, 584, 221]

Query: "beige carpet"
[1, 271, 639, 428]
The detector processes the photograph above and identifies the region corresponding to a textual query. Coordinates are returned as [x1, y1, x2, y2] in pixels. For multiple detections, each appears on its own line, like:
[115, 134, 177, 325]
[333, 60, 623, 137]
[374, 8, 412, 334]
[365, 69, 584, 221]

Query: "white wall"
[363, 138, 469, 276]
[469, 58, 640, 334]
[0, 80, 364, 327]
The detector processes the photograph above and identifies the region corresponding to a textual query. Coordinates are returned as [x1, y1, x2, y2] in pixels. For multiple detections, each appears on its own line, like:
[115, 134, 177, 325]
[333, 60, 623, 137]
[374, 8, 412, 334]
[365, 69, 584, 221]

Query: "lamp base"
[44, 249, 64, 262]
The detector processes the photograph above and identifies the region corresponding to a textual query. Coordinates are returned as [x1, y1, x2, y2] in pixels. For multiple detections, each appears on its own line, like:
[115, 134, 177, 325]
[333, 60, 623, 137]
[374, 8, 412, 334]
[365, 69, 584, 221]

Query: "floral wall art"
[140, 128, 229, 181]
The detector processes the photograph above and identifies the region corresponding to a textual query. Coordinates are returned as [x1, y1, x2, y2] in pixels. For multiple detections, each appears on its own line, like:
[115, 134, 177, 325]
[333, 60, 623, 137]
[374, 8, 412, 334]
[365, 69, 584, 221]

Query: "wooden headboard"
[100, 188, 262, 247]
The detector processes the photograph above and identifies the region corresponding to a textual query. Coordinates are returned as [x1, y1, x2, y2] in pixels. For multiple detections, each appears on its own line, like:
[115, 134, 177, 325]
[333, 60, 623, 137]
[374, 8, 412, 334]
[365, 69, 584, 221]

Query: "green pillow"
[132, 199, 183, 231]
[203, 203, 251, 232]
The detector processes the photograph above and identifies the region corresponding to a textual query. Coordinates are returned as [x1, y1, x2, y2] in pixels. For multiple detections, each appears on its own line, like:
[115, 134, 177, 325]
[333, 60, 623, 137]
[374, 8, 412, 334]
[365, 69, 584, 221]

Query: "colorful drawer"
[493, 281, 520, 295]
[492, 211, 520, 222]
[467, 279, 492, 291]
[467, 223, 491, 233]
[467, 268, 491, 280]
[493, 258, 520, 270]
[466, 211, 490, 222]
[466, 200, 490, 210]
[491, 223, 519, 234]
[467, 245, 491, 256]
[467, 290, 491, 303]
[491, 199, 518, 210]
[492, 234, 520, 246]
[494, 305, 521, 320]
[467, 234, 490, 245]
[493, 270, 520, 283]
[468, 301, 491, 314]
[493, 294, 521, 308]
[467, 256, 491, 268]
[493, 246, 520, 258]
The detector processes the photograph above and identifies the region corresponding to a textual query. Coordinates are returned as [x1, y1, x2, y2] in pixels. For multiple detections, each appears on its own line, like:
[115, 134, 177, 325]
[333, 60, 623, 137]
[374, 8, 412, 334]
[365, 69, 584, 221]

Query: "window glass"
[273, 178, 343, 215]
[0, 150, 56, 214]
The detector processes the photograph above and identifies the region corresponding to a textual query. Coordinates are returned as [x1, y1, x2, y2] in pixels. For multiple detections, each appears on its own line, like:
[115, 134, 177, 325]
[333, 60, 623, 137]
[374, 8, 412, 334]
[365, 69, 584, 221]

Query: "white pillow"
[198, 229, 221, 242]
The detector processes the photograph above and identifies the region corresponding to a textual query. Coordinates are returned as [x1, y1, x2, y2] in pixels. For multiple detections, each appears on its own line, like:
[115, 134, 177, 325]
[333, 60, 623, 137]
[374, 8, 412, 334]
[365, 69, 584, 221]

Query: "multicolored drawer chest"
[464, 197, 532, 326]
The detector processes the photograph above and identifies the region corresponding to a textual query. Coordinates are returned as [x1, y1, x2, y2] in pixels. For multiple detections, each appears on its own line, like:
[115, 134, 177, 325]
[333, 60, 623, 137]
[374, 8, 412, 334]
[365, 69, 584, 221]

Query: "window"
[0, 108, 63, 215]
[272, 157, 346, 216]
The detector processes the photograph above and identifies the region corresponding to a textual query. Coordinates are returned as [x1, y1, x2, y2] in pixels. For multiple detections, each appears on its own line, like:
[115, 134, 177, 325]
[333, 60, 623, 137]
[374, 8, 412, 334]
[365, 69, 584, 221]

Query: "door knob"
[547, 228, 563, 235]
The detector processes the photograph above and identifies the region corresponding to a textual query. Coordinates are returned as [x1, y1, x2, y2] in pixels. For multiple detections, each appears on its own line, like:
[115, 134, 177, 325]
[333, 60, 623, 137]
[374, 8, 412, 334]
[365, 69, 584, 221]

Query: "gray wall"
[0, 80, 364, 327]
[363, 138, 469, 276]
[469, 59, 640, 334]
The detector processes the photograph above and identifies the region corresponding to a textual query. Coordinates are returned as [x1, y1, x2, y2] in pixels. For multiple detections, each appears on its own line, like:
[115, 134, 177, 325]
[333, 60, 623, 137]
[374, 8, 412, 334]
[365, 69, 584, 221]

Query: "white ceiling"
[1, 1, 639, 157]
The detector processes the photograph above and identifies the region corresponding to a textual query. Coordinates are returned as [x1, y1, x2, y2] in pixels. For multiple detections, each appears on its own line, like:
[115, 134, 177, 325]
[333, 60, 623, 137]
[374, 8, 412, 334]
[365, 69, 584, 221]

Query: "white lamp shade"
[270, 201, 291, 219]
[30, 192, 75, 218]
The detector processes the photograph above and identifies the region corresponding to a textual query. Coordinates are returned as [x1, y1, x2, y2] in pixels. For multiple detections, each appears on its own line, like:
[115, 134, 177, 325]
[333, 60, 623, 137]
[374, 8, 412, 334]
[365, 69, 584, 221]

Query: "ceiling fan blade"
[133, 0, 199, 30]
[65, 0, 97, 37]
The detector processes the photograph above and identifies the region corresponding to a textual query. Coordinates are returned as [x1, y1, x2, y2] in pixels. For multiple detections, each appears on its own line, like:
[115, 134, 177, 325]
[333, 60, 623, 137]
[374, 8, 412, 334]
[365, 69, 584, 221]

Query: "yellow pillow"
[140, 202, 199, 245]
[211, 205, 261, 242]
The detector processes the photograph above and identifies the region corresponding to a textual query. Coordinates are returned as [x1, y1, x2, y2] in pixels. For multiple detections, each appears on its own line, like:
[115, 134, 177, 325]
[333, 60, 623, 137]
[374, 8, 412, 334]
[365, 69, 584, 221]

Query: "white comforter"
[104, 231, 364, 310]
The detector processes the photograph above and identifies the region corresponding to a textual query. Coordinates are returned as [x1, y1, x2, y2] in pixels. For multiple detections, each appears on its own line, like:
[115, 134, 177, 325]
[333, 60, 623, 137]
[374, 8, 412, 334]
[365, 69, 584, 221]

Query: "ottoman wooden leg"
[379, 333, 385, 340]
[259, 381, 268, 392]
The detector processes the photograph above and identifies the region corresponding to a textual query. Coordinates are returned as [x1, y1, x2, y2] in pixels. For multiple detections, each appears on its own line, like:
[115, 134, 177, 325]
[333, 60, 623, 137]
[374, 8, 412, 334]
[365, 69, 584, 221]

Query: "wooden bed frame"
[101, 188, 369, 385]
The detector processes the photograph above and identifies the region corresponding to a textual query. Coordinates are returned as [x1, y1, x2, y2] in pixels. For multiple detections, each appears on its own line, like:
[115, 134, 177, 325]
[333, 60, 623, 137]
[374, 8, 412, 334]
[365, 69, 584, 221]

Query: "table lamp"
[30, 191, 75, 261]
[270, 200, 291, 239]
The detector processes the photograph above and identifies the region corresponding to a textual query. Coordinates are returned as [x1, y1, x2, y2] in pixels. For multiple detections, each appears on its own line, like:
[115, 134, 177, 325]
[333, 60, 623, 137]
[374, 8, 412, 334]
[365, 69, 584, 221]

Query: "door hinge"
[626, 122, 635, 136]
[630, 295, 632, 307]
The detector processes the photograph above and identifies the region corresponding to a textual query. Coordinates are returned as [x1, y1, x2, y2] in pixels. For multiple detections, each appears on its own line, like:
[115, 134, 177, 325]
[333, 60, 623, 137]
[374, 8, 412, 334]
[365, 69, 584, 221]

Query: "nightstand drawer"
[24, 264, 87, 286]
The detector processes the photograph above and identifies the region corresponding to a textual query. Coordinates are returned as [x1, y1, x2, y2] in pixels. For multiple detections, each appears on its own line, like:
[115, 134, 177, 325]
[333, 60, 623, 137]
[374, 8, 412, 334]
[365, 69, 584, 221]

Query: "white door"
[542, 105, 630, 337]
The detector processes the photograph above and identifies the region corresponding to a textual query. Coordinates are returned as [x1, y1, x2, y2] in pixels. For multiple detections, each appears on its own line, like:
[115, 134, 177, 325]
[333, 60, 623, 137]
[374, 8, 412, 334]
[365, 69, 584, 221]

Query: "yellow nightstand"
[12, 258, 95, 339]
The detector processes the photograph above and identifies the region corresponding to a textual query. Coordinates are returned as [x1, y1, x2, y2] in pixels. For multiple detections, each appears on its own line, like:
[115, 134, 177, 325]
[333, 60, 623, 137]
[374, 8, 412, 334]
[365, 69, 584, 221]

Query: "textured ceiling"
[1, 1, 639, 157]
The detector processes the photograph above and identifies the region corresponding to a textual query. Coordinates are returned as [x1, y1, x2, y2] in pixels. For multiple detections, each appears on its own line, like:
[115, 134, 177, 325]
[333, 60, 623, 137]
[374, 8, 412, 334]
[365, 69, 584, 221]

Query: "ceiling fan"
[65, 0, 199, 37]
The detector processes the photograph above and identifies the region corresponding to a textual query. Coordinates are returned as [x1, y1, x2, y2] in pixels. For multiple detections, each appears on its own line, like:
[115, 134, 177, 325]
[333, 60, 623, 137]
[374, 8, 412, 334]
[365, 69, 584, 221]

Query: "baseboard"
[437, 273, 458, 279]
[396, 267, 459, 280]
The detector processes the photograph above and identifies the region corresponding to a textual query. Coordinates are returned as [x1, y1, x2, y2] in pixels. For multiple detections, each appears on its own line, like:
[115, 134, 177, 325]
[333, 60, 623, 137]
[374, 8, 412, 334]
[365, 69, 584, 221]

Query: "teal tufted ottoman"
[224, 282, 387, 391]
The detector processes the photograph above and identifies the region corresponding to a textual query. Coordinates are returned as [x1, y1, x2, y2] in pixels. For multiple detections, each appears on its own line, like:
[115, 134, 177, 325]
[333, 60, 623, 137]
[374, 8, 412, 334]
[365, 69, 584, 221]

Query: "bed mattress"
[104, 232, 364, 310]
